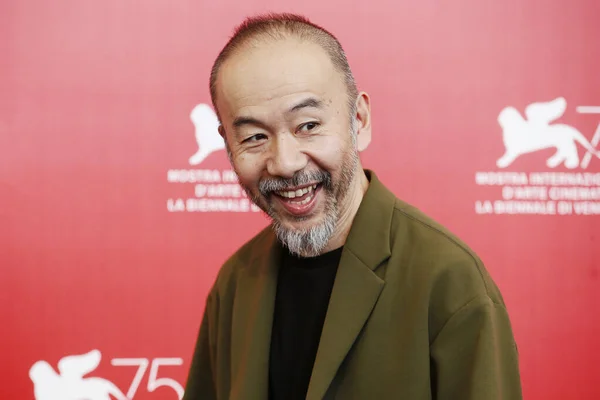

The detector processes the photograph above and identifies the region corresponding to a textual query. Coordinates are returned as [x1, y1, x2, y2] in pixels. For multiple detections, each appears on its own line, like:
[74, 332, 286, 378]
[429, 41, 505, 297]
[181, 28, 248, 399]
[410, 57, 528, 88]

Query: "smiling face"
[215, 37, 371, 256]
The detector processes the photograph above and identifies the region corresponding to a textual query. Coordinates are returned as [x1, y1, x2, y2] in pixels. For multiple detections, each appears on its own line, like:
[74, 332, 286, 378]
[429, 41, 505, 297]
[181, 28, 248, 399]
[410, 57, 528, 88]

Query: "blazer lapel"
[229, 231, 282, 399]
[306, 170, 397, 400]
[305, 250, 385, 400]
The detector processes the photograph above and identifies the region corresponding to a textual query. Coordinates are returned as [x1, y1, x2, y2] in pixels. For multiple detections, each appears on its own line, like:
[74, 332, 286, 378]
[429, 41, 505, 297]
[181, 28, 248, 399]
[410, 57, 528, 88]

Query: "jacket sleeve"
[430, 295, 522, 399]
[183, 293, 218, 400]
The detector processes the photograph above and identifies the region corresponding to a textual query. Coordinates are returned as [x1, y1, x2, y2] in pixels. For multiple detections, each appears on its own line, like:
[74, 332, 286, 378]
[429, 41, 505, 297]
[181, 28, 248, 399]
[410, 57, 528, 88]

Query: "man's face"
[215, 38, 362, 256]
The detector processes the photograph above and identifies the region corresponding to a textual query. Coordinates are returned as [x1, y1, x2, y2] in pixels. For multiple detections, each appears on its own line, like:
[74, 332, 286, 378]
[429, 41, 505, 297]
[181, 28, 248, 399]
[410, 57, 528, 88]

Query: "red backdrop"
[2, 0, 599, 399]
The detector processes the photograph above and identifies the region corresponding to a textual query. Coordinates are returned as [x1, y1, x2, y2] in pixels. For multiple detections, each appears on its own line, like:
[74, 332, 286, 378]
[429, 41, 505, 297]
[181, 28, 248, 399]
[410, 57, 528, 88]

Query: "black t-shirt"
[268, 246, 343, 400]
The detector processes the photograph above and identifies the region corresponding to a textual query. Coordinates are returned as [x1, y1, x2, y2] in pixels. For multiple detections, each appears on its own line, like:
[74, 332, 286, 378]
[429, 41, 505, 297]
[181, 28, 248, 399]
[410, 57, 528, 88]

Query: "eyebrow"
[232, 97, 324, 129]
[288, 97, 324, 113]
[232, 116, 264, 129]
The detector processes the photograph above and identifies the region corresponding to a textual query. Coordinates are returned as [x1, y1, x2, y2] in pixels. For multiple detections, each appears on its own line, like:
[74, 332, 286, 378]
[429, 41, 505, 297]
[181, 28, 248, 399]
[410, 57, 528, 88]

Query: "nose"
[266, 134, 308, 178]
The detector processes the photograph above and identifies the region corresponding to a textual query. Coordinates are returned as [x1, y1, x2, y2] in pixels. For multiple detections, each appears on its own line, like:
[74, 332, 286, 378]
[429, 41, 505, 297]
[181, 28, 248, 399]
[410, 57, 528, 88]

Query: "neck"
[321, 168, 369, 253]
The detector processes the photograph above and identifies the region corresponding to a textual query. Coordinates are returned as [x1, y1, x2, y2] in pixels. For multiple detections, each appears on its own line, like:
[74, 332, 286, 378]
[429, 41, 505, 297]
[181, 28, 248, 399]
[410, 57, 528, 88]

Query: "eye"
[242, 133, 267, 144]
[298, 121, 320, 133]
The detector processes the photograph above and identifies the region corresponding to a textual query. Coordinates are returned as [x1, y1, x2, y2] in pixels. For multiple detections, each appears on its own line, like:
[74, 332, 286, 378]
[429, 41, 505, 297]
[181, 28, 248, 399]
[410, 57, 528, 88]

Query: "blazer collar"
[306, 169, 395, 399]
[343, 169, 396, 270]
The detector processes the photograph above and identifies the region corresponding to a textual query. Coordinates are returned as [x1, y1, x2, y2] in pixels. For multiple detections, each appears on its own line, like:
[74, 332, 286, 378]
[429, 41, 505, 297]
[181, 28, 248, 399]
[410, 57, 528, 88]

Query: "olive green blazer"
[183, 171, 522, 399]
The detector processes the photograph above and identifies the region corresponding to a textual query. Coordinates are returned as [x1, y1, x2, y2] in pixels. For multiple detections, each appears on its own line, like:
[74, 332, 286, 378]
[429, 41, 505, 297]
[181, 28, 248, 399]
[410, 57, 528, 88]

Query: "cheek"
[232, 154, 263, 187]
[308, 136, 350, 172]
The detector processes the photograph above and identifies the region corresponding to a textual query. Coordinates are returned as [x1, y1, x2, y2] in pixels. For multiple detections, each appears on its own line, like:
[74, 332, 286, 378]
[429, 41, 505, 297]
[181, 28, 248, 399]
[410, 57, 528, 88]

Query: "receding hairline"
[214, 36, 342, 100]
[209, 13, 358, 118]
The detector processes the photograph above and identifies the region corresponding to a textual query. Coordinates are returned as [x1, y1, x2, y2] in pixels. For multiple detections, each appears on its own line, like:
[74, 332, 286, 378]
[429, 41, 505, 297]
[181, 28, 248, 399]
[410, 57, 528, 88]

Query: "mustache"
[259, 169, 332, 196]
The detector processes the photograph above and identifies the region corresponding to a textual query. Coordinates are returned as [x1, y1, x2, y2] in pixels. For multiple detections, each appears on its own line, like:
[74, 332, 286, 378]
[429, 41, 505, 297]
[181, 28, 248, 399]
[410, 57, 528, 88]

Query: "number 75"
[111, 358, 184, 399]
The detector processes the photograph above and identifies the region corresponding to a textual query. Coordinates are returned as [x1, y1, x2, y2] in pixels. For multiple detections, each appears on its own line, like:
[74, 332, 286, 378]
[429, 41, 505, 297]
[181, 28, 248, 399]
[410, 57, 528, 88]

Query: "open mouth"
[272, 183, 322, 215]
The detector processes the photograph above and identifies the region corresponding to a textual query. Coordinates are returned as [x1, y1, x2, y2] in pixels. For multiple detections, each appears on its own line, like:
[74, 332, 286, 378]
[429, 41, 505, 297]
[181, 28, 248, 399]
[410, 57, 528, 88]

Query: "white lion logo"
[29, 350, 127, 400]
[188, 103, 225, 165]
[496, 97, 600, 169]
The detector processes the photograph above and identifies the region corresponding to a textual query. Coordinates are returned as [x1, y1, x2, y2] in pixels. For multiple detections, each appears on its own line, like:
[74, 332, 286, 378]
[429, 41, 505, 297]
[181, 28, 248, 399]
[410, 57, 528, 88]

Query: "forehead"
[216, 38, 345, 118]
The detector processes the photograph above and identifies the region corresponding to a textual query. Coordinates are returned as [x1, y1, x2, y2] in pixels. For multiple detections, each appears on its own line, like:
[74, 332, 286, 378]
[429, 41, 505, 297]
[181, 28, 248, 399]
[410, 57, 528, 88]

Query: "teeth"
[291, 195, 312, 205]
[276, 184, 318, 199]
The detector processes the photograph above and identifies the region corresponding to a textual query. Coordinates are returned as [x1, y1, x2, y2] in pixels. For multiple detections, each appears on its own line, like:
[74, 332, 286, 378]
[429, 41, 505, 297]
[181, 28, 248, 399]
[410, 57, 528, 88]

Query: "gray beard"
[271, 149, 358, 257]
[270, 187, 337, 257]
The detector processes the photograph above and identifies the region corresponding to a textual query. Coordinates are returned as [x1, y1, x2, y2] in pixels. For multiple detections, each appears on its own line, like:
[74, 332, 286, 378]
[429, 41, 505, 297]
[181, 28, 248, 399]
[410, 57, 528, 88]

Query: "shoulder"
[208, 225, 274, 298]
[388, 198, 506, 331]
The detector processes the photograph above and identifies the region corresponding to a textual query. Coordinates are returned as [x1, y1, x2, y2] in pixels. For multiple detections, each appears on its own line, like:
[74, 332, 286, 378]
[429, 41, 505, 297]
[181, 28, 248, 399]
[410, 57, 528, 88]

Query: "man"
[184, 13, 522, 400]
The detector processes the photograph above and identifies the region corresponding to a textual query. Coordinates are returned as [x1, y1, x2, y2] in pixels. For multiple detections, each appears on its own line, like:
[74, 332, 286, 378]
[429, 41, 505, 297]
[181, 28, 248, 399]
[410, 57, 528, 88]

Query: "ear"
[354, 92, 372, 152]
[218, 124, 226, 139]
